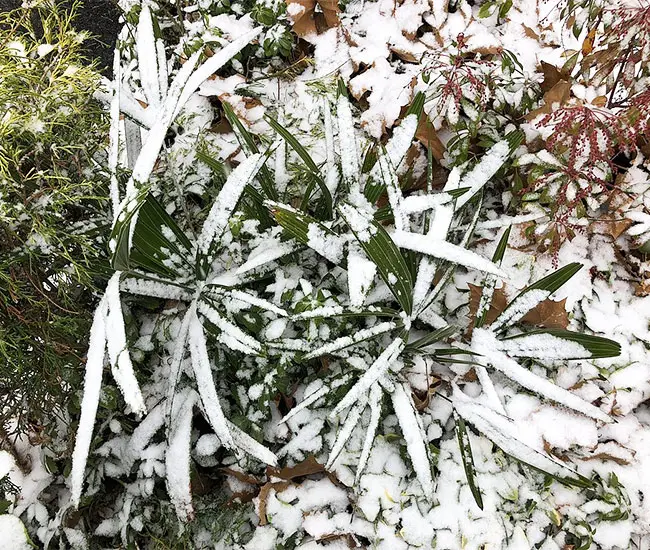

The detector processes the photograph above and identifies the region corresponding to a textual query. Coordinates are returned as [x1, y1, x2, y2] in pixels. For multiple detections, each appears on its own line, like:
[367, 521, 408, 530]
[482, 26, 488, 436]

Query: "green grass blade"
[266, 115, 333, 217]
[455, 413, 484, 510]
[339, 203, 414, 315]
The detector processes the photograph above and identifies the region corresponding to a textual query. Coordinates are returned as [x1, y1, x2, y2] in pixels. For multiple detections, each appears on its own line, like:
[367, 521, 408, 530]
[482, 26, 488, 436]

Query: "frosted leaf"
[476, 212, 547, 230]
[391, 382, 434, 494]
[156, 38, 168, 99]
[472, 328, 612, 423]
[337, 94, 361, 193]
[401, 193, 452, 215]
[377, 150, 407, 232]
[228, 421, 278, 466]
[332, 337, 405, 416]
[326, 395, 368, 469]
[392, 230, 505, 277]
[105, 273, 147, 416]
[70, 296, 108, 507]
[125, 404, 165, 469]
[173, 27, 263, 119]
[306, 222, 344, 264]
[456, 140, 510, 209]
[121, 276, 193, 302]
[347, 241, 377, 307]
[453, 389, 582, 479]
[412, 204, 454, 311]
[304, 321, 397, 360]
[165, 304, 195, 424]
[188, 310, 235, 449]
[369, 114, 418, 183]
[278, 378, 352, 424]
[136, 5, 161, 109]
[197, 153, 266, 257]
[225, 289, 287, 317]
[124, 49, 200, 198]
[475, 365, 506, 415]
[499, 332, 589, 360]
[166, 387, 197, 521]
[235, 239, 297, 276]
[355, 383, 383, 484]
[108, 49, 121, 221]
[339, 202, 376, 242]
[322, 97, 340, 196]
[197, 300, 262, 355]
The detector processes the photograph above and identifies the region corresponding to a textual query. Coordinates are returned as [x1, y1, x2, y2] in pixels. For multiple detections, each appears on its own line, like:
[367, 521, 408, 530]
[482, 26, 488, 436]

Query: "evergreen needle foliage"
[0, 1, 109, 437]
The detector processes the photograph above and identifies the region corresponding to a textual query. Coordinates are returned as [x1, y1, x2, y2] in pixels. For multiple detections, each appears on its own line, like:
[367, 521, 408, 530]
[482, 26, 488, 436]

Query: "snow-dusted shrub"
[0, 2, 108, 436]
[7, 1, 650, 548]
[57, 17, 622, 540]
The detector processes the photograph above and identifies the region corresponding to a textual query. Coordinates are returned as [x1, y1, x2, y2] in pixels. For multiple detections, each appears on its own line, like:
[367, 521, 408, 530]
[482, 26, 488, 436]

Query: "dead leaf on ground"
[390, 46, 420, 63]
[520, 297, 569, 329]
[412, 378, 442, 411]
[415, 114, 445, 161]
[286, 0, 339, 37]
[540, 61, 571, 93]
[267, 455, 325, 481]
[526, 79, 572, 121]
[257, 480, 291, 525]
[522, 24, 540, 40]
[467, 283, 508, 337]
[467, 283, 570, 336]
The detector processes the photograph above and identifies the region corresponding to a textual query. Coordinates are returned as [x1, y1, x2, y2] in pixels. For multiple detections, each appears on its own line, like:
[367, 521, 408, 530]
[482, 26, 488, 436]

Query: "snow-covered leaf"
[392, 382, 434, 495]
[501, 329, 621, 360]
[70, 296, 108, 507]
[340, 203, 414, 314]
[166, 387, 197, 521]
[455, 412, 483, 510]
[187, 310, 235, 449]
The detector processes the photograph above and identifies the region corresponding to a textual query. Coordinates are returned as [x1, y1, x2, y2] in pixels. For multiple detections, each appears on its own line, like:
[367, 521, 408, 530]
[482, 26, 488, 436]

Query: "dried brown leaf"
[526, 80, 572, 121]
[467, 283, 508, 336]
[286, 0, 339, 37]
[521, 298, 569, 329]
[415, 114, 445, 161]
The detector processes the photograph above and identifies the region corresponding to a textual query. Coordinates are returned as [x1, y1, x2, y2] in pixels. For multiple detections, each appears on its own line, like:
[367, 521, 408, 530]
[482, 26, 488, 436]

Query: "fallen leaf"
[390, 46, 420, 63]
[257, 481, 291, 526]
[521, 298, 569, 329]
[467, 283, 508, 336]
[220, 467, 262, 486]
[285, 0, 339, 37]
[415, 114, 445, 161]
[591, 95, 608, 107]
[267, 455, 325, 481]
[468, 283, 570, 333]
[526, 80, 572, 121]
[522, 24, 540, 40]
[540, 61, 570, 93]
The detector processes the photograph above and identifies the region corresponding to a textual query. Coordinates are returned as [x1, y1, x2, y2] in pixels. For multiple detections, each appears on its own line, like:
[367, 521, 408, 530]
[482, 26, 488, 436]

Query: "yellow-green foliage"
[0, 1, 108, 436]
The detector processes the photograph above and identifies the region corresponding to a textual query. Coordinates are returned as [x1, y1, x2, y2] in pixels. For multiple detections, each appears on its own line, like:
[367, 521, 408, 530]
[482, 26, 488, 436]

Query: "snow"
[0, 515, 31, 550]
[392, 230, 505, 277]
